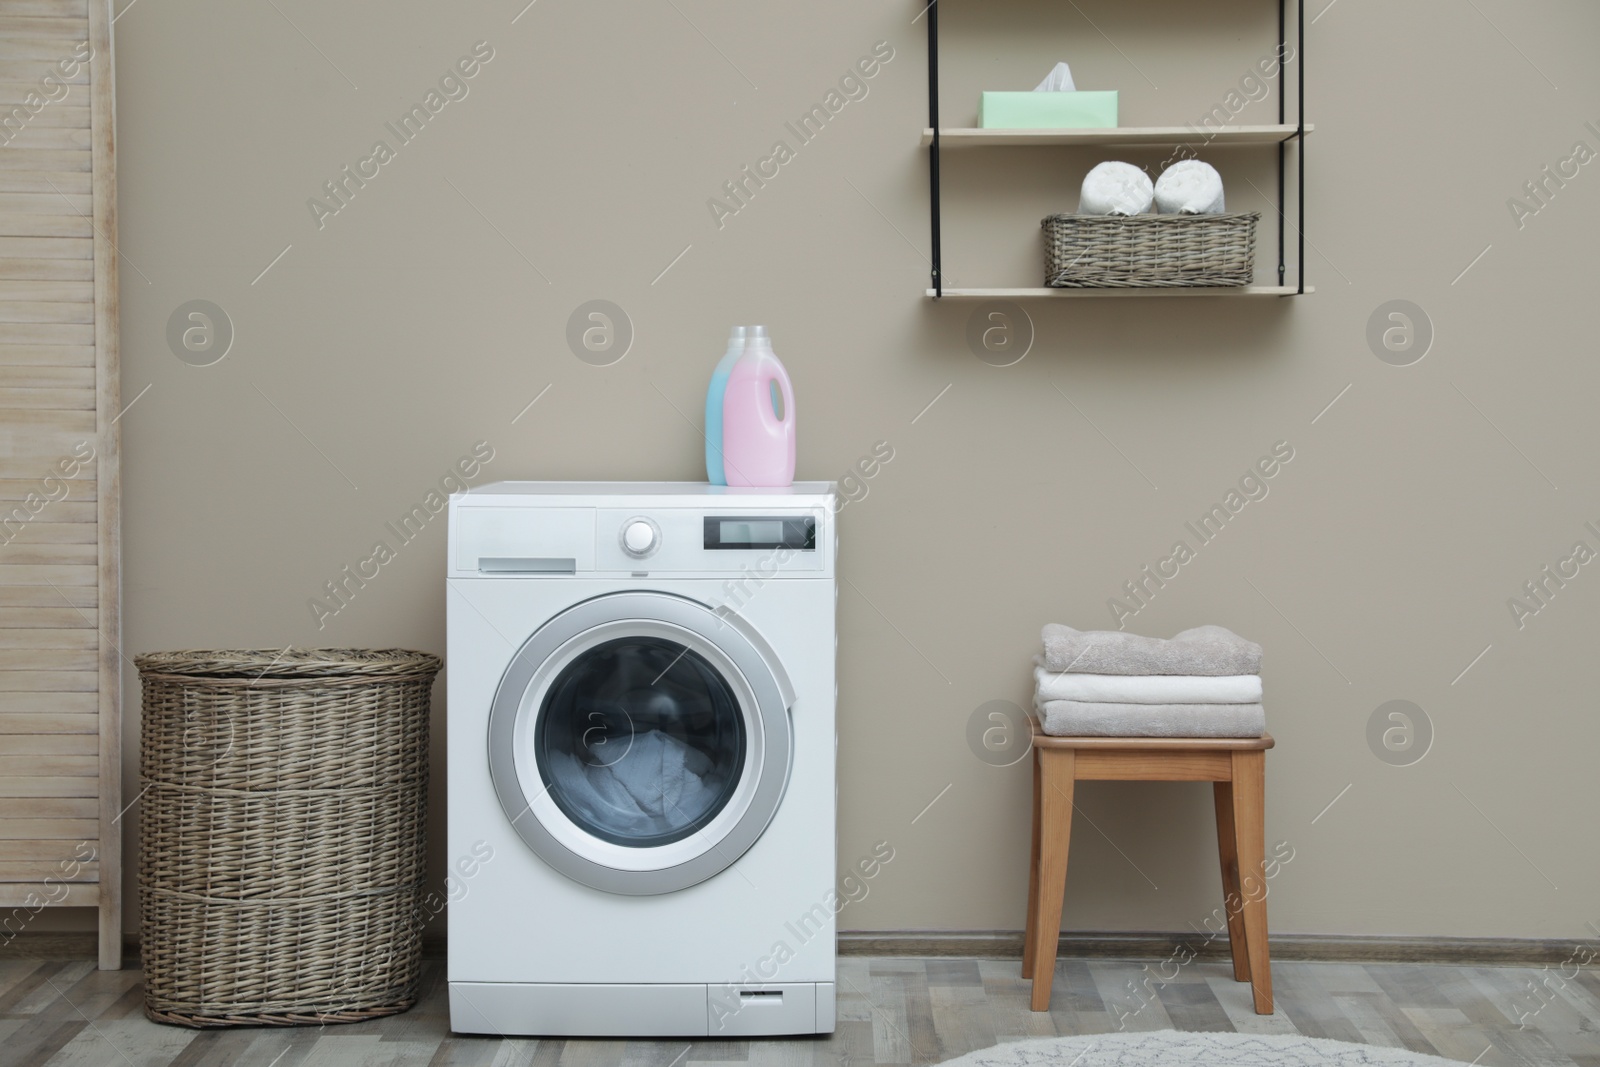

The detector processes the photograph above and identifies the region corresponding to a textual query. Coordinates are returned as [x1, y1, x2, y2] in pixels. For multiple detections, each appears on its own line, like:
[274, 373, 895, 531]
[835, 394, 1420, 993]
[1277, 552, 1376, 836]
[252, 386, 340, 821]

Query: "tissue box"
[979, 91, 1118, 129]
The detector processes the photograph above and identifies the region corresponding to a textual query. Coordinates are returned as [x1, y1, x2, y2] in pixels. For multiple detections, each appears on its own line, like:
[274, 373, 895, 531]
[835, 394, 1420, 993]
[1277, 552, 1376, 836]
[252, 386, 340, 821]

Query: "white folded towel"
[1154, 159, 1226, 215]
[1034, 665, 1261, 704]
[1034, 62, 1077, 92]
[1079, 161, 1153, 216]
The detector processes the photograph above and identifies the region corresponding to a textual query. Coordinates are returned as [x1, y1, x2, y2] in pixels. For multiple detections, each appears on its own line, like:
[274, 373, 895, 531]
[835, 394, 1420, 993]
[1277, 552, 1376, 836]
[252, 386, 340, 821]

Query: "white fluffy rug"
[934, 1033, 1469, 1067]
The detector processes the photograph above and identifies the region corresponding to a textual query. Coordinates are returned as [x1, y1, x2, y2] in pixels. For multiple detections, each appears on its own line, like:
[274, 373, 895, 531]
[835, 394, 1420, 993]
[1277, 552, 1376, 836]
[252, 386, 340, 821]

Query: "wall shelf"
[921, 125, 1312, 149]
[925, 2, 1308, 298]
[927, 286, 1313, 300]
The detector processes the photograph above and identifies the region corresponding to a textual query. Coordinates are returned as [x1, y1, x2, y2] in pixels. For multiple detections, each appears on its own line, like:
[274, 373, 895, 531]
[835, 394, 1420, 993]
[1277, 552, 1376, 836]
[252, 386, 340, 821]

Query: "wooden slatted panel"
[0, 3, 93, 19]
[0, 609, 97, 629]
[0, 184, 95, 202]
[0, 627, 98, 647]
[0, 840, 99, 861]
[0, 776, 97, 797]
[0, 505, 95, 526]
[0, 212, 93, 235]
[0, 675, 96, 694]
[0, 818, 97, 838]
[0, 130, 92, 153]
[0, 565, 97, 585]
[0, 796, 95, 818]
[0, 585, 93, 607]
[0, 323, 93, 344]
[0, 238, 92, 259]
[1, 405, 94, 434]
[0, 883, 96, 906]
[0, 42, 89, 62]
[0, 389, 95, 408]
[0, 17, 89, 36]
[0, 356, 93, 378]
[0, 481, 96, 503]
[0, 521, 95, 542]
[0, 860, 96, 880]
[0, 100, 88, 124]
[0, 692, 96, 712]
[0, 193, 93, 216]
[0, 0, 117, 968]
[0, 544, 94, 564]
[0, 710, 96, 729]
[0, 150, 91, 172]
[0, 754, 94, 775]
[0, 299, 98, 321]
[0, 649, 97, 669]
[0, 733, 98, 753]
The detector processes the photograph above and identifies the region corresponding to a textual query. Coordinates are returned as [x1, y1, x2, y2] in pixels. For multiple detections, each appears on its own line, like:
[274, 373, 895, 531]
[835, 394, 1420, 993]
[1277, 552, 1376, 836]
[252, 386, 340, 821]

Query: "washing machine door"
[487, 591, 793, 895]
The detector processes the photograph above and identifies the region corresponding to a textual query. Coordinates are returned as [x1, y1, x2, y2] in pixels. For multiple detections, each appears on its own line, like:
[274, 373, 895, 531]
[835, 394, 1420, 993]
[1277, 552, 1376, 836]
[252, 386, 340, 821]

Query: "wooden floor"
[0, 956, 1596, 1067]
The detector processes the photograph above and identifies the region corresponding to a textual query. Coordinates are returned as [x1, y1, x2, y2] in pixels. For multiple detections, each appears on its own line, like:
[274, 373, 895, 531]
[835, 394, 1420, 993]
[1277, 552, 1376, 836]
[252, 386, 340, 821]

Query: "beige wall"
[96, 0, 1599, 942]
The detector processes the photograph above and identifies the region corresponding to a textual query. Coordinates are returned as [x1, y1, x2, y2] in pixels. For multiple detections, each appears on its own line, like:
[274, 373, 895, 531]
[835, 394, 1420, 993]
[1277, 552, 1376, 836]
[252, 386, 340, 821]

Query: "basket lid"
[134, 648, 441, 679]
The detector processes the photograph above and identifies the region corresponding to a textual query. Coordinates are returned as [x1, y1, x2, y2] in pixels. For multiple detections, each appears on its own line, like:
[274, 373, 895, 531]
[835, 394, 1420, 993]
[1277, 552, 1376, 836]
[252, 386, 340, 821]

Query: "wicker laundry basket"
[1042, 212, 1260, 288]
[135, 648, 440, 1028]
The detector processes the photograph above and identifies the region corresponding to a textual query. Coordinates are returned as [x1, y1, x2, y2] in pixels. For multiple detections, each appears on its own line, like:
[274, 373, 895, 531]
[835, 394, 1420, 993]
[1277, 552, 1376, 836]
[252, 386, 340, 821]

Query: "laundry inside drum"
[535, 635, 748, 848]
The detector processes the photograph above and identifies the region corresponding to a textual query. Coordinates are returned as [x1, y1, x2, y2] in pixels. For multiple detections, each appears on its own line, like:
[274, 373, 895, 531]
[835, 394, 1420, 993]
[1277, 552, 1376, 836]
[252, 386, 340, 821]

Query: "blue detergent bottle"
[705, 326, 746, 484]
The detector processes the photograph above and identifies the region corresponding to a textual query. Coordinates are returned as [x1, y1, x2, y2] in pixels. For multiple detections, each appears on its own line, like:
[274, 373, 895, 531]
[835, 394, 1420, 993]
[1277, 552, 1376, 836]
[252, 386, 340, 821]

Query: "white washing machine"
[446, 482, 837, 1037]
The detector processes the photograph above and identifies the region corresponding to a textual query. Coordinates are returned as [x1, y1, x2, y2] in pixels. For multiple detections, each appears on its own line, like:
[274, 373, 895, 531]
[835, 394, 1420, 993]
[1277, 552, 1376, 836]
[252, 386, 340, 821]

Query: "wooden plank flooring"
[0, 956, 1594, 1066]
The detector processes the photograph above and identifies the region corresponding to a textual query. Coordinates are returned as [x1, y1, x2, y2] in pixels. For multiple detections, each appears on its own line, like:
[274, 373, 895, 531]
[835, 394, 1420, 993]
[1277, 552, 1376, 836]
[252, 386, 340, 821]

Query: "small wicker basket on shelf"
[135, 648, 440, 1028]
[1042, 212, 1260, 288]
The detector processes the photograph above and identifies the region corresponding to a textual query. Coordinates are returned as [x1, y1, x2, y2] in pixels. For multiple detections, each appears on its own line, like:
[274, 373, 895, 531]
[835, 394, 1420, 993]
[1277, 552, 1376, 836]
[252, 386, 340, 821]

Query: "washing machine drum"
[487, 592, 793, 895]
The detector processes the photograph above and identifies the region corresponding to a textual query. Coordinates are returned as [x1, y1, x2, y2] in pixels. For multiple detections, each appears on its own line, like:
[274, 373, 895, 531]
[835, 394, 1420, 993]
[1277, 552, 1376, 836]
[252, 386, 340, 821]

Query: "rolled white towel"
[1034, 666, 1262, 704]
[1079, 161, 1153, 216]
[1154, 159, 1226, 215]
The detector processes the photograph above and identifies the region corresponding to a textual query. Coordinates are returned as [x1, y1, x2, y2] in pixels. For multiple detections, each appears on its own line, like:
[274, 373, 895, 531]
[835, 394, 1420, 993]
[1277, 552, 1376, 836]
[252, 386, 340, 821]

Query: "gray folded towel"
[1037, 699, 1266, 738]
[1041, 623, 1261, 677]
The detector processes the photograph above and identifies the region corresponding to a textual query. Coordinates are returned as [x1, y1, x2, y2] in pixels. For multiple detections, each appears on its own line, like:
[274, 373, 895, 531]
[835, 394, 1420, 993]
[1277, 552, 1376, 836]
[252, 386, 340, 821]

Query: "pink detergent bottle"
[721, 325, 795, 487]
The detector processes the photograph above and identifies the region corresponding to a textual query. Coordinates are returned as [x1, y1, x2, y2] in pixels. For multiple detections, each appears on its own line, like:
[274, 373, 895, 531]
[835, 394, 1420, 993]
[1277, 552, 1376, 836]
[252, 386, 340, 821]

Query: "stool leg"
[1029, 748, 1075, 1012]
[1212, 781, 1250, 983]
[1230, 751, 1273, 1014]
[1022, 746, 1042, 980]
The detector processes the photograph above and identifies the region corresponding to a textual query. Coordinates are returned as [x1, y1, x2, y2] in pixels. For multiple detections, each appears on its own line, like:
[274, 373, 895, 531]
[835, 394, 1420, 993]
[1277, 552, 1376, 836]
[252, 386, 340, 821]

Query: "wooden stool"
[1023, 720, 1276, 1014]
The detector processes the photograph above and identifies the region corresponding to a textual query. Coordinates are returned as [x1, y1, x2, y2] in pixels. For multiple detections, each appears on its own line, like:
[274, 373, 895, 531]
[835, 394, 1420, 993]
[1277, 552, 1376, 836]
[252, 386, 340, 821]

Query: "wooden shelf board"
[922, 124, 1311, 148]
[927, 286, 1311, 299]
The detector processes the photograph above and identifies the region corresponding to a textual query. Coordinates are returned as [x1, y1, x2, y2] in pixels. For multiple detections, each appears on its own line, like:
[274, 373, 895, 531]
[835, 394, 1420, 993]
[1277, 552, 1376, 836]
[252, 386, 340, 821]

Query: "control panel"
[453, 506, 828, 576]
[594, 509, 824, 573]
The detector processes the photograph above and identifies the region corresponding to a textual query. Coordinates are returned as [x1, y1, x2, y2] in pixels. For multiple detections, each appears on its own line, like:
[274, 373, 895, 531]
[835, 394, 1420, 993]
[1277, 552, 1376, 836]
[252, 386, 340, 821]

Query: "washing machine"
[446, 482, 837, 1037]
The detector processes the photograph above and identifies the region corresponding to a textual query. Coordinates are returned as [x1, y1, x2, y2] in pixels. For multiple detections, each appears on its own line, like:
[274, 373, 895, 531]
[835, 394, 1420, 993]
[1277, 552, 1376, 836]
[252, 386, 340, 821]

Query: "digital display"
[704, 515, 816, 551]
[719, 520, 783, 544]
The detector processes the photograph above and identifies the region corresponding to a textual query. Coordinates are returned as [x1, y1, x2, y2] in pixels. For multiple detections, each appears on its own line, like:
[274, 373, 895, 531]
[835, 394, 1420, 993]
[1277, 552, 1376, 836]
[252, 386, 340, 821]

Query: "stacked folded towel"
[1034, 624, 1265, 738]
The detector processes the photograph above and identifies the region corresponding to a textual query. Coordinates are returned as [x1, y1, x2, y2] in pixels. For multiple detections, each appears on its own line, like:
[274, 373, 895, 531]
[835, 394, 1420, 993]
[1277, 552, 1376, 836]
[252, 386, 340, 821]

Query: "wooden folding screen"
[0, 0, 121, 968]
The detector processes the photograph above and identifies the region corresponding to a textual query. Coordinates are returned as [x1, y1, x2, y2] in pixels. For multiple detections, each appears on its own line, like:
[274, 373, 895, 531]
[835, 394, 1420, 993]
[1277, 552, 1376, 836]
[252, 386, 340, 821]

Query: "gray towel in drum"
[1041, 624, 1261, 676]
[1036, 699, 1266, 738]
[548, 728, 720, 838]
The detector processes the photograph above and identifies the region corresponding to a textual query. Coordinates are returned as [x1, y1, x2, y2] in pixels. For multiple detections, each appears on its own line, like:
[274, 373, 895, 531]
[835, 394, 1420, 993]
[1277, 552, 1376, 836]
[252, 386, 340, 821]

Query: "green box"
[978, 91, 1119, 129]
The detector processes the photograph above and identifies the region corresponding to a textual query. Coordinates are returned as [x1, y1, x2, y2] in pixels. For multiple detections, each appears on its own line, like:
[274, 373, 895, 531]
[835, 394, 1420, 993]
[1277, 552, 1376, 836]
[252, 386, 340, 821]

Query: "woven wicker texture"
[1042, 212, 1260, 288]
[136, 648, 439, 1028]
[136, 647, 441, 679]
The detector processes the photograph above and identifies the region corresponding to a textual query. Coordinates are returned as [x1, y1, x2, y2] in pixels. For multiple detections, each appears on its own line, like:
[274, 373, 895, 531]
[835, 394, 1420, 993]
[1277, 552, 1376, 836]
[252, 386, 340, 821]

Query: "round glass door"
[535, 635, 746, 849]
[488, 592, 792, 895]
